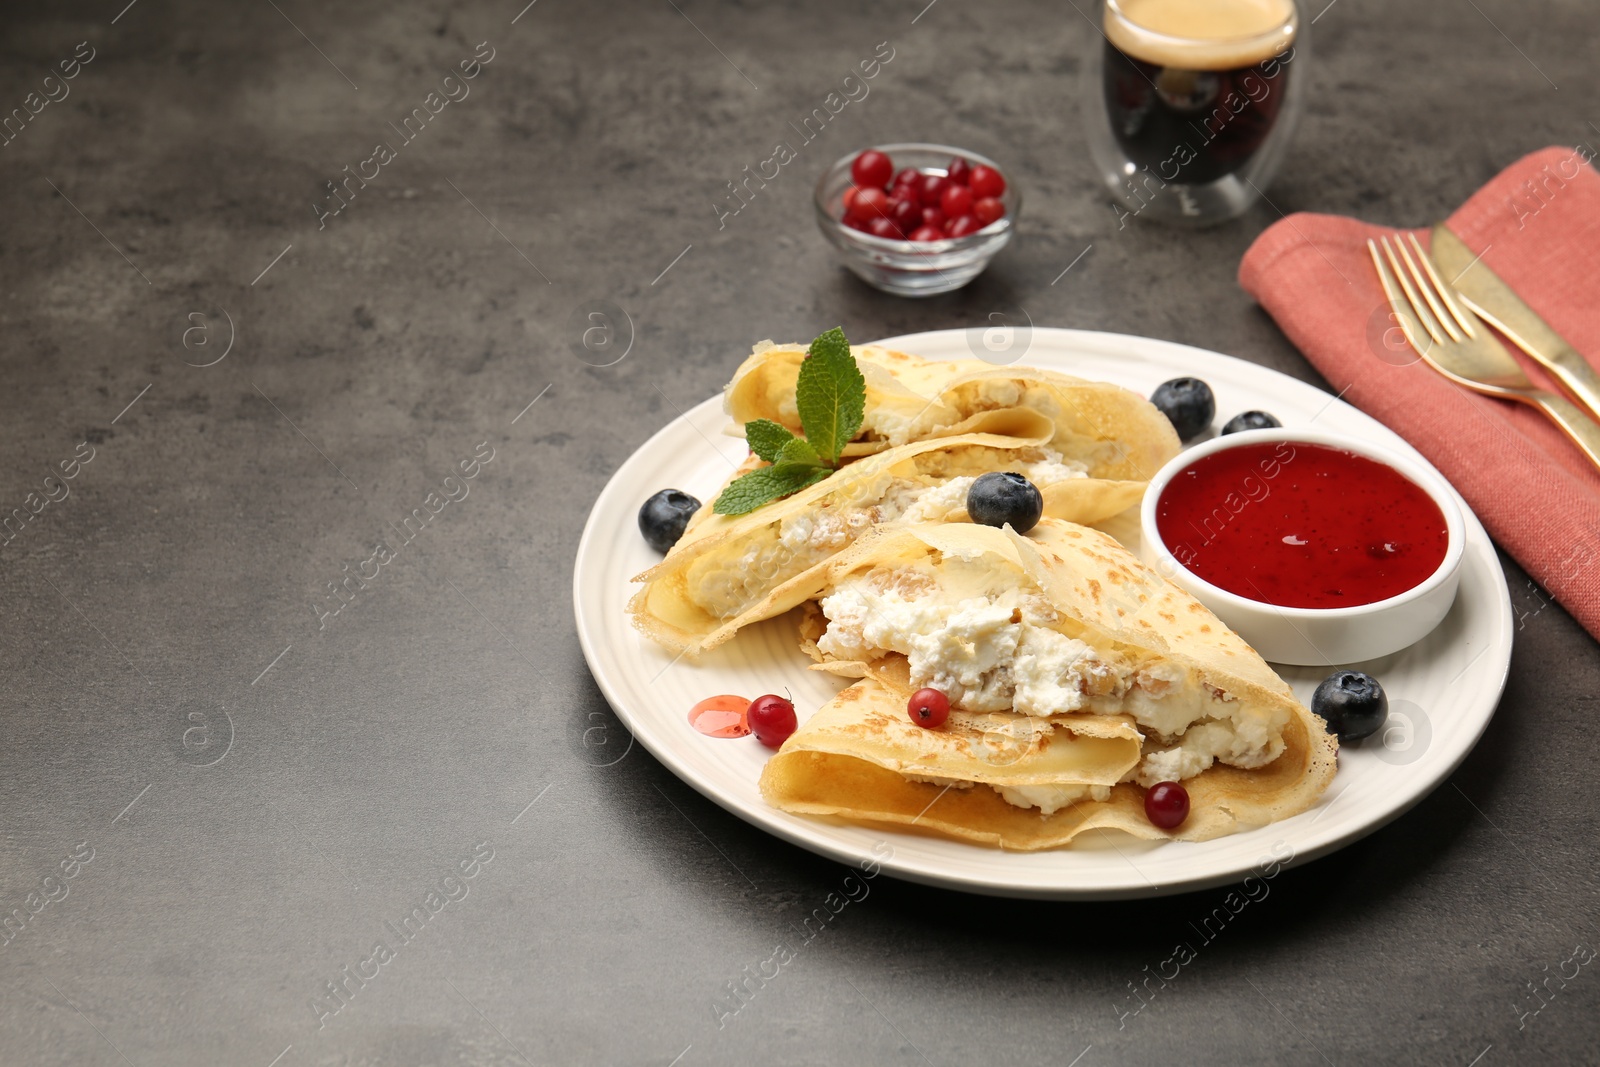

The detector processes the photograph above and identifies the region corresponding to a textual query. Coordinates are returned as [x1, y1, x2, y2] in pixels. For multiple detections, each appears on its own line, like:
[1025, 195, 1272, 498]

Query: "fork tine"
[1380, 236, 1446, 345]
[1406, 233, 1477, 338]
[1393, 234, 1464, 343]
[1367, 239, 1431, 357]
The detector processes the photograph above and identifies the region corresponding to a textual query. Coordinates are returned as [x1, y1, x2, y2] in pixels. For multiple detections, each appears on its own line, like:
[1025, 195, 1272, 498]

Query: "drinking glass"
[1081, 0, 1308, 227]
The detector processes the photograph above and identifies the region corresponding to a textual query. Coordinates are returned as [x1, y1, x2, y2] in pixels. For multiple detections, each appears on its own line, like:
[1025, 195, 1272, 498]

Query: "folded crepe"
[631, 411, 1154, 657]
[725, 340, 1180, 482]
[760, 521, 1338, 846]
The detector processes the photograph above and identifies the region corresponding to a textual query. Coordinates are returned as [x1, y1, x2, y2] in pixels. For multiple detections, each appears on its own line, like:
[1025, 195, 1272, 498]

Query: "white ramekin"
[1139, 428, 1465, 666]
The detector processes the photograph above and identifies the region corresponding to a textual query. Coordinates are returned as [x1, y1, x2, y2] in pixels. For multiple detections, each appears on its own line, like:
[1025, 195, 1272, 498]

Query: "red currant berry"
[850, 186, 890, 222]
[890, 198, 920, 232]
[969, 164, 1006, 199]
[940, 185, 973, 220]
[1144, 781, 1190, 830]
[747, 694, 798, 749]
[891, 169, 923, 203]
[909, 225, 944, 242]
[843, 215, 871, 232]
[973, 197, 1005, 226]
[920, 206, 946, 231]
[851, 149, 894, 190]
[908, 688, 950, 728]
[867, 216, 904, 239]
[946, 157, 972, 186]
[920, 174, 950, 207]
[842, 186, 859, 215]
[946, 214, 983, 238]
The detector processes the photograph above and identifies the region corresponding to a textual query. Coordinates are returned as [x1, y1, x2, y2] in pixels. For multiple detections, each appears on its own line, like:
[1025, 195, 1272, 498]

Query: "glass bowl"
[813, 142, 1019, 297]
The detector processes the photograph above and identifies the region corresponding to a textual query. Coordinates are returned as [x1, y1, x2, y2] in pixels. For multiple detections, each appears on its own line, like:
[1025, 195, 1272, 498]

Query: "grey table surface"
[2, 0, 1598, 1064]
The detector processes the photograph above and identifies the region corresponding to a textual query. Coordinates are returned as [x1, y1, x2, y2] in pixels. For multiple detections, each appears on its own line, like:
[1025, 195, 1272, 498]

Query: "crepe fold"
[630, 415, 1151, 657]
[761, 678, 1332, 847]
[724, 341, 1181, 482]
[760, 521, 1338, 847]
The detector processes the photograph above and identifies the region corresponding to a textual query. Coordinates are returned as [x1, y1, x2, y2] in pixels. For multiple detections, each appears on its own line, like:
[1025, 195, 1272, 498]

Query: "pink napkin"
[1239, 146, 1600, 642]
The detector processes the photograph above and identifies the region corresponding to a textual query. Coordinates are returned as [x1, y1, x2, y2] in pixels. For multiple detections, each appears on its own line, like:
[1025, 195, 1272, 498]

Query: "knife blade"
[1430, 223, 1600, 421]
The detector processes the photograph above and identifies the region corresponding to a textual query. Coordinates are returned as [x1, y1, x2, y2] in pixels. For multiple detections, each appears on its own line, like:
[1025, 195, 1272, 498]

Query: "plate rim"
[573, 327, 1514, 899]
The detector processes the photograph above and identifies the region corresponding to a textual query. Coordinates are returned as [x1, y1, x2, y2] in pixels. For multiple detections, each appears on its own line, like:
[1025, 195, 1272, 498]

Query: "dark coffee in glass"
[1100, 0, 1299, 188]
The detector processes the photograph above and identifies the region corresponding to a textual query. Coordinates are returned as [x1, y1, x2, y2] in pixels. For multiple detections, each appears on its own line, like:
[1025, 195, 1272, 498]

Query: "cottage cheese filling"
[904, 775, 1111, 817]
[995, 783, 1113, 815]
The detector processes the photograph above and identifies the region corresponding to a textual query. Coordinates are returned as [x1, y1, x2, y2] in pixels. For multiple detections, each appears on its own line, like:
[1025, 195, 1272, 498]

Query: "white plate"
[573, 329, 1513, 899]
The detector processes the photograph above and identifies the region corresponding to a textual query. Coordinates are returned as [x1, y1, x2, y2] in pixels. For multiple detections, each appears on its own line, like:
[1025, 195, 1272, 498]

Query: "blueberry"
[1222, 410, 1282, 435]
[1150, 377, 1215, 441]
[638, 489, 701, 553]
[1311, 670, 1388, 742]
[966, 472, 1043, 534]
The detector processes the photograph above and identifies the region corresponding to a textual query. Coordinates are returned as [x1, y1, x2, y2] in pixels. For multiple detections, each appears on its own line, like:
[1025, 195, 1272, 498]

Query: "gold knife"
[1431, 224, 1600, 422]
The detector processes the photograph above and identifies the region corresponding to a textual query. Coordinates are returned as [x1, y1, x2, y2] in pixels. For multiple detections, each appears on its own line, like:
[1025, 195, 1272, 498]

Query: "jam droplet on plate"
[689, 694, 751, 738]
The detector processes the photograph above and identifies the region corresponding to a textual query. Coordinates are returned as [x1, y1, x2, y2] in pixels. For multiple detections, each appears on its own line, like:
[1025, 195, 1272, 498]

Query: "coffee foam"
[1105, 0, 1297, 70]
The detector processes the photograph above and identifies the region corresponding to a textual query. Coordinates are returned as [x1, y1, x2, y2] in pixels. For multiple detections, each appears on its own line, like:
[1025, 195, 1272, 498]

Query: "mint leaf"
[794, 327, 866, 465]
[808, 325, 851, 365]
[744, 419, 796, 464]
[777, 437, 821, 467]
[712, 463, 830, 516]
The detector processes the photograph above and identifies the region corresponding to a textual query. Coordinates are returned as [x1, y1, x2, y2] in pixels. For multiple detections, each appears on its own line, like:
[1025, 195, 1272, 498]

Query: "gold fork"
[1367, 233, 1600, 472]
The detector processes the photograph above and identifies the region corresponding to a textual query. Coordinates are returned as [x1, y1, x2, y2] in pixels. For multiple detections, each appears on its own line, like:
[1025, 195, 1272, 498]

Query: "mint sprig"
[795, 326, 865, 465]
[714, 327, 865, 516]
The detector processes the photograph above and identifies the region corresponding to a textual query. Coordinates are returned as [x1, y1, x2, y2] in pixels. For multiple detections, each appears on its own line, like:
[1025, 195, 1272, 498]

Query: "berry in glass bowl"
[814, 143, 1020, 297]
